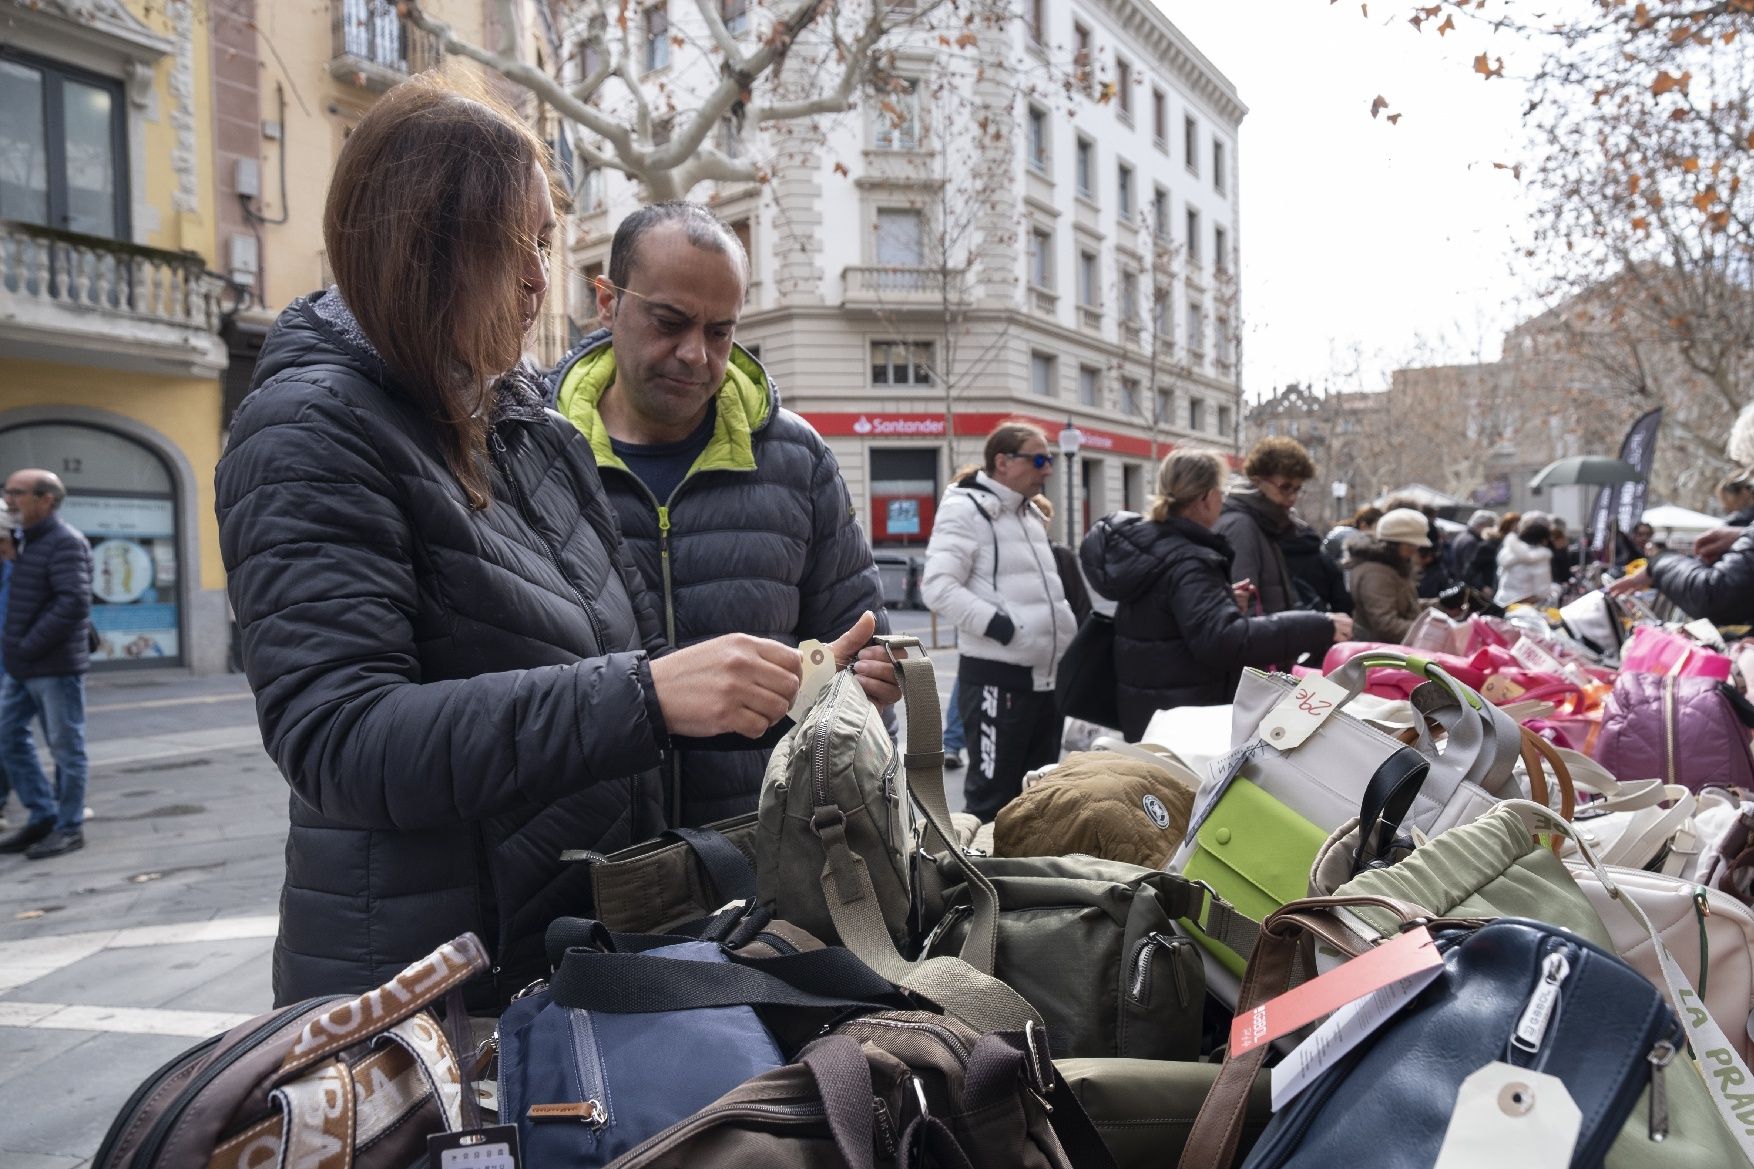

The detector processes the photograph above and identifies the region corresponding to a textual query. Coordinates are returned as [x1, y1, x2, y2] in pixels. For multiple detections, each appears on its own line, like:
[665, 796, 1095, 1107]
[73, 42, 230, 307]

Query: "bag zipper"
[1648, 1038, 1677, 1141]
[122, 995, 348, 1169]
[489, 428, 607, 650]
[1662, 675, 1678, 786]
[1510, 950, 1572, 1056]
[545, 1007, 610, 1130]
[617, 1098, 828, 1158]
[1127, 932, 1191, 1009]
[809, 671, 854, 809]
[843, 1015, 972, 1064]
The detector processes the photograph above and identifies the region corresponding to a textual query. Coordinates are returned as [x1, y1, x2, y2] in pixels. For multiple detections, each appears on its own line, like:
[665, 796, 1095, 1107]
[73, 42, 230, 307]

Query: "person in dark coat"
[214, 78, 877, 1007]
[0, 470, 93, 860]
[1281, 516, 1351, 612]
[1448, 509, 1497, 588]
[1213, 436, 1313, 616]
[1611, 526, 1754, 626]
[547, 202, 893, 827]
[1082, 449, 1349, 742]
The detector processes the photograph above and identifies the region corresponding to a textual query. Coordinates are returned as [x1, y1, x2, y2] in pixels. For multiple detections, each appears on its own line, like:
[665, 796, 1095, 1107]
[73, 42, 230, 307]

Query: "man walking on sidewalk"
[0, 469, 94, 860]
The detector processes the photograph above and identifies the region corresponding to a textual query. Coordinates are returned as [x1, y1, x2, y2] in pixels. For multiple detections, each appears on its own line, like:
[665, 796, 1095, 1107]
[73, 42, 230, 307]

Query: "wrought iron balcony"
[330, 0, 443, 91]
[0, 220, 228, 377]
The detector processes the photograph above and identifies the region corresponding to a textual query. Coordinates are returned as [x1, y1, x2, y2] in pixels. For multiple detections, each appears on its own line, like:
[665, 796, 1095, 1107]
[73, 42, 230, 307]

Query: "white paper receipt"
[1431, 1063, 1581, 1169]
[1257, 673, 1349, 752]
[1269, 963, 1442, 1109]
[790, 639, 838, 722]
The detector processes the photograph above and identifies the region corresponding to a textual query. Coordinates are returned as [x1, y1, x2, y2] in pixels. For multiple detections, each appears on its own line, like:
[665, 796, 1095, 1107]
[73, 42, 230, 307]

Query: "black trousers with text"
[956, 660, 1063, 823]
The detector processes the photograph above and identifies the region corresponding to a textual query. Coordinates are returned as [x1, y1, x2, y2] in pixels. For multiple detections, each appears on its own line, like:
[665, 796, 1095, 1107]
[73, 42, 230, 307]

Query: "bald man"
[0, 469, 94, 859]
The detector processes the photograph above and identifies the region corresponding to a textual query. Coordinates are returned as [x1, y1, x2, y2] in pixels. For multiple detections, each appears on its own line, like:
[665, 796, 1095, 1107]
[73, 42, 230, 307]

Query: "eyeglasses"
[1006, 451, 1055, 469]
[0, 488, 37, 498]
[1264, 479, 1305, 497]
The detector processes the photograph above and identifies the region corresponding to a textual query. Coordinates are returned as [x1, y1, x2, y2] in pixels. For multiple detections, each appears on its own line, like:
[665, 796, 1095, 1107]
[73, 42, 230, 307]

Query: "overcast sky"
[1154, 1, 1542, 400]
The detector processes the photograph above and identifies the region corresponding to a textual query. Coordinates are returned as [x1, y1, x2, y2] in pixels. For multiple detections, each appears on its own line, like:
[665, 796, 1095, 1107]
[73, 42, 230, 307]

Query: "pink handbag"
[1620, 624, 1733, 680]
[1593, 671, 1754, 791]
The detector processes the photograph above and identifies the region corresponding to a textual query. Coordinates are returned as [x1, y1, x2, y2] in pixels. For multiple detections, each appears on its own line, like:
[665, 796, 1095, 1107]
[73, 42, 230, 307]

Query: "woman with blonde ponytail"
[1081, 449, 1350, 740]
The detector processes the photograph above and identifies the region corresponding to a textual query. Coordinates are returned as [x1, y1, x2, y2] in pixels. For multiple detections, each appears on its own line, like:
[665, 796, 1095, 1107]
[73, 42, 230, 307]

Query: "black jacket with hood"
[216, 293, 672, 1006]
[1649, 527, 1754, 626]
[1081, 511, 1337, 741]
[546, 329, 885, 827]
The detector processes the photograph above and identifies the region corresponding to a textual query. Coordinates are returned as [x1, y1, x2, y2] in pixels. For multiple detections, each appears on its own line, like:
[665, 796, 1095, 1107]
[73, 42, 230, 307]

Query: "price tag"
[1270, 961, 1443, 1108]
[1230, 926, 1443, 1057]
[789, 639, 838, 723]
[1431, 1063, 1580, 1169]
[1256, 673, 1348, 752]
[428, 1125, 522, 1169]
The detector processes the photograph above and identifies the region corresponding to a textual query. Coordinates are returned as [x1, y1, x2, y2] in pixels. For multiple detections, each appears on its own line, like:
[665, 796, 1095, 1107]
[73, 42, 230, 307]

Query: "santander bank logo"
[851, 414, 946, 437]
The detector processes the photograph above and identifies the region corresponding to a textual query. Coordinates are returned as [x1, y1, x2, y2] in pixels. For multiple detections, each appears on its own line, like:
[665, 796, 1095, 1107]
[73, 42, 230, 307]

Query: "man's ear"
[593, 275, 618, 328]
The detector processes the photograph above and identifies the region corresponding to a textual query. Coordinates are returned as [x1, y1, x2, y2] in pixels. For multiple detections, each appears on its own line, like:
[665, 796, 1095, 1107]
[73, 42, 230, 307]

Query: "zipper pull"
[1648, 1040, 1676, 1141]
[490, 428, 508, 454]
[529, 1100, 607, 1126]
[1511, 951, 1571, 1055]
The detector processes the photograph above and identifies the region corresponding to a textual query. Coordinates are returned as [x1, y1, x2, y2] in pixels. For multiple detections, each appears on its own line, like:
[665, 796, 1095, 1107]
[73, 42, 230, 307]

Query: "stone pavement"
[0, 608, 964, 1166]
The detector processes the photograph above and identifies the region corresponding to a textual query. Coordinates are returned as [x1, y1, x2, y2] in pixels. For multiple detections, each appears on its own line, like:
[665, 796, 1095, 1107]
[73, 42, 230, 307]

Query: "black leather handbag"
[1055, 611, 1119, 728]
[1181, 903, 1686, 1169]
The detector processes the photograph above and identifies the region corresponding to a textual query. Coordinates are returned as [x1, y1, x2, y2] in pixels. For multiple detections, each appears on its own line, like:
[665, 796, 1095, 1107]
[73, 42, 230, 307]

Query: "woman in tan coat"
[1345, 507, 1431, 644]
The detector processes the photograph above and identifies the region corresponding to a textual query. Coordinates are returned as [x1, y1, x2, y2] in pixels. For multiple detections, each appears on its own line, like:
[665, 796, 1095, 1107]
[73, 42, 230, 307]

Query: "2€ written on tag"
[1257, 673, 1348, 753]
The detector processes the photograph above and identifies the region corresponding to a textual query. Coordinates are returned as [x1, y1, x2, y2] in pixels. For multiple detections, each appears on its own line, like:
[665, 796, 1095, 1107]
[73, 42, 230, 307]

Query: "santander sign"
[850, 415, 947, 437]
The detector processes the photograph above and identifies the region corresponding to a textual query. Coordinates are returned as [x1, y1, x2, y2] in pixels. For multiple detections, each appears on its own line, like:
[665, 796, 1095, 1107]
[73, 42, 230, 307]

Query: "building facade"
[2, 0, 231, 670]
[565, 0, 1246, 547]
[0, 0, 570, 672]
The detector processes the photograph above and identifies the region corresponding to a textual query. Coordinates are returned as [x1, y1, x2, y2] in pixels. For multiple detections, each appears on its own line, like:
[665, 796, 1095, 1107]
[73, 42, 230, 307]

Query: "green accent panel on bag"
[1334, 804, 1614, 948]
[1056, 1058, 1273, 1169]
[1179, 780, 1329, 977]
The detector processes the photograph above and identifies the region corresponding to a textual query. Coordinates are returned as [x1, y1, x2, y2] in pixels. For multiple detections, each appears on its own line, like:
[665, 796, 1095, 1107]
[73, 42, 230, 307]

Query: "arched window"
[0, 422, 183, 667]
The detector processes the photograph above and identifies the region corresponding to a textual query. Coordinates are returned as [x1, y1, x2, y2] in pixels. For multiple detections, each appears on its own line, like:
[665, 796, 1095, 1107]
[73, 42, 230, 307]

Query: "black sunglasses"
[1006, 451, 1055, 469]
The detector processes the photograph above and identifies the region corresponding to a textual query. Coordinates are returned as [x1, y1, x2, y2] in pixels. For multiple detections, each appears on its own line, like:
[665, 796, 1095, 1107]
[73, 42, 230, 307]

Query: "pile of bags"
[95, 621, 1754, 1169]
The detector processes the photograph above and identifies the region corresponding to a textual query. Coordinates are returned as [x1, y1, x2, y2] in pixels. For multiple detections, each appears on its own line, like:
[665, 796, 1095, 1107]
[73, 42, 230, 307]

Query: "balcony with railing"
[330, 0, 443, 92]
[0, 220, 228, 376]
[841, 265, 966, 310]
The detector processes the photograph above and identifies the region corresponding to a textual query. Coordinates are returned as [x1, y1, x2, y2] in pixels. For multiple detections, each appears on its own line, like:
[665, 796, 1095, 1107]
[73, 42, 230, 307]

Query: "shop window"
[0, 423, 182, 666]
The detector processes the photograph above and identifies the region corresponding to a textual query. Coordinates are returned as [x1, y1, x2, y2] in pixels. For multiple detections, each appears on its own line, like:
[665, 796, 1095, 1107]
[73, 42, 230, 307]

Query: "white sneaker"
[944, 750, 965, 770]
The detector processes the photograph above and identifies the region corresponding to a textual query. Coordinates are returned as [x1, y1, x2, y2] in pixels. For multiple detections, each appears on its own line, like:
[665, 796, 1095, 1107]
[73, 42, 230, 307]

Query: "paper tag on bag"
[1270, 960, 1444, 1108]
[1256, 673, 1348, 752]
[789, 639, 837, 723]
[1431, 1063, 1581, 1169]
[1230, 926, 1443, 1057]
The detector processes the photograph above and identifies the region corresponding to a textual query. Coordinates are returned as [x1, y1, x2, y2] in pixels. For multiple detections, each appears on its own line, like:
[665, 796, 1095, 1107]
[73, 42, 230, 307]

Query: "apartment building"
[1, 0, 232, 669]
[566, 0, 1246, 546]
[0, 0, 569, 672]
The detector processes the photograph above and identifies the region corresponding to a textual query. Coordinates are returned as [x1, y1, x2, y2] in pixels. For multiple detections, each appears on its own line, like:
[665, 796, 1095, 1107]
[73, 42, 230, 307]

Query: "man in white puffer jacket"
[923, 421, 1078, 821]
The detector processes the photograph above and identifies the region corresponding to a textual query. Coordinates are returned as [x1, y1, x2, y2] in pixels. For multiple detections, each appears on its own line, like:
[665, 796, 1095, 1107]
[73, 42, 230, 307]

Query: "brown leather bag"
[96, 934, 488, 1169]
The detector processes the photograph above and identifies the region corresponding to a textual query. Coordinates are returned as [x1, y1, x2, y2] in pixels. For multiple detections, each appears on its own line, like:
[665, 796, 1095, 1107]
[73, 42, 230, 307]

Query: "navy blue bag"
[498, 914, 911, 1166]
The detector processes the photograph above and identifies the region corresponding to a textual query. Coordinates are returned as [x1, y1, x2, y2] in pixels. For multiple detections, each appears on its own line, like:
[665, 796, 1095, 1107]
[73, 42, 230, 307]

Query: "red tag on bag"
[1229, 925, 1442, 1056]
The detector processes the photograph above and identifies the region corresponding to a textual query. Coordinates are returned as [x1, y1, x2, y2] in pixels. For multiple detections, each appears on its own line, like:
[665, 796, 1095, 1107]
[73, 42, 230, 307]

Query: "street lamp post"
[1058, 419, 1083, 545]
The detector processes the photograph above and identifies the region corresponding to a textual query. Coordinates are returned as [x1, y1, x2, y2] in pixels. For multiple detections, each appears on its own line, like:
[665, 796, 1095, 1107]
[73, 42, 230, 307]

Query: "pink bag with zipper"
[1593, 672, 1754, 791]
[1620, 625, 1733, 681]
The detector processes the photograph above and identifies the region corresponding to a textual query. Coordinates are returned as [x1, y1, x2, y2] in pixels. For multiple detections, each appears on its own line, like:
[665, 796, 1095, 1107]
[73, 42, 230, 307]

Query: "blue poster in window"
[887, 498, 921, 536]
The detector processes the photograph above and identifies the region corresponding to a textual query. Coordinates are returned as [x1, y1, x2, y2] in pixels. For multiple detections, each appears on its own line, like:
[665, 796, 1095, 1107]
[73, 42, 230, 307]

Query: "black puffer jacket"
[1081, 512, 1337, 741]
[1649, 527, 1754, 625]
[546, 330, 885, 826]
[3, 514, 92, 679]
[217, 293, 671, 1006]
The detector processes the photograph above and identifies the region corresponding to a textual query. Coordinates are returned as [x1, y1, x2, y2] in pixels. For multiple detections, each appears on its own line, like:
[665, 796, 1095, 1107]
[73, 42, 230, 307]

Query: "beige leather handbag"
[1569, 861, 1754, 1063]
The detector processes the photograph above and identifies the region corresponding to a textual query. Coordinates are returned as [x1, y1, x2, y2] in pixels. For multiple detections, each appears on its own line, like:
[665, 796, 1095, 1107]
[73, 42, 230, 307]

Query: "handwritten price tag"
[1257, 673, 1349, 752]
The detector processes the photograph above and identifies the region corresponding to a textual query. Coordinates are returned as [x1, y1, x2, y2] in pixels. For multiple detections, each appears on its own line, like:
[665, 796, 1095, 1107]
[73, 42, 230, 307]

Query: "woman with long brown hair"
[215, 75, 821, 1006]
